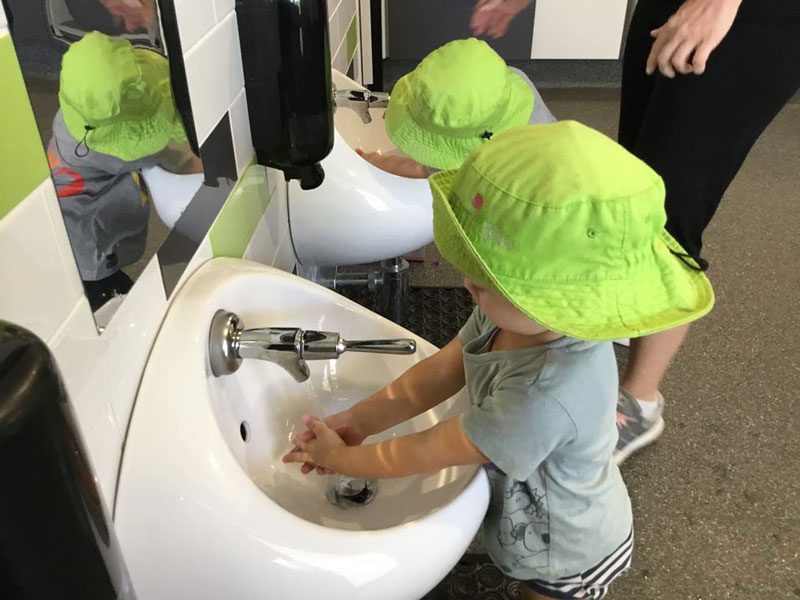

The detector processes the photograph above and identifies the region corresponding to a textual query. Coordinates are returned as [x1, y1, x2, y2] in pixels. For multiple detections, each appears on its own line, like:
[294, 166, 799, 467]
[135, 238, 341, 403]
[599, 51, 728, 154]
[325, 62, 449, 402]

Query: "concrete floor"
[409, 88, 800, 599]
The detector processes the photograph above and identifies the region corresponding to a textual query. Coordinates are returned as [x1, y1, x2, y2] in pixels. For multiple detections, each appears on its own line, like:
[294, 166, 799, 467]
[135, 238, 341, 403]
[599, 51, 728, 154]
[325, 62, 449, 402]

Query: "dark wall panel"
[387, 0, 535, 60]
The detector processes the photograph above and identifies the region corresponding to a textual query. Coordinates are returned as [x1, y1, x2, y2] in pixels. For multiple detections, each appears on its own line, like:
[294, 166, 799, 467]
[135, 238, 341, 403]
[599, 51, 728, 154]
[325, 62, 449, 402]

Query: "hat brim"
[60, 49, 187, 162]
[385, 68, 534, 170]
[430, 169, 715, 341]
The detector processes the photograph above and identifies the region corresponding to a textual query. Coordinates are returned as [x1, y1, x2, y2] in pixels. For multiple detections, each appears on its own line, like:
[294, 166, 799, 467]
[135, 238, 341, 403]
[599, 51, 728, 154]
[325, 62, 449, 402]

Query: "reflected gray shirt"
[458, 308, 632, 581]
[48, 110, 195, 281]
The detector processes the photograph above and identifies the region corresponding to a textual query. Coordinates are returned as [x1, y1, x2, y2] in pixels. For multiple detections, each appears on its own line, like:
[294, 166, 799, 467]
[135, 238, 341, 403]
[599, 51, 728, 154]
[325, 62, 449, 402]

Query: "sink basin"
[115, 258, 489, 599]
[287, 70, 434, 268]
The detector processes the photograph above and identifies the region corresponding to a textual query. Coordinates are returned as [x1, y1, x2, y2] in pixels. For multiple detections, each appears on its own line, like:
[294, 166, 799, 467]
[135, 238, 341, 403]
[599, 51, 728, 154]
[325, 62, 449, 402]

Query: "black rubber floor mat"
[423, 554, 527, 600]
[406, 287, 475, 348]
[340, 286, 474, 348]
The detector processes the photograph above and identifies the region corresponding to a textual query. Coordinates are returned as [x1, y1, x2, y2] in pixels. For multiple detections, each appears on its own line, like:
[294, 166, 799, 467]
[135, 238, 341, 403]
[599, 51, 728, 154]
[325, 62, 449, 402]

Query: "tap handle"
[342, 338, 417, 355]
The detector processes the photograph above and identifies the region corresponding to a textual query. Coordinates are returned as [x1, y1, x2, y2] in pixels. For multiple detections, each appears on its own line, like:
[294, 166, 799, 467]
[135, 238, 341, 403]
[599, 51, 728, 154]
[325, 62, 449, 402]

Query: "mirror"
[2, 0, 236, 330]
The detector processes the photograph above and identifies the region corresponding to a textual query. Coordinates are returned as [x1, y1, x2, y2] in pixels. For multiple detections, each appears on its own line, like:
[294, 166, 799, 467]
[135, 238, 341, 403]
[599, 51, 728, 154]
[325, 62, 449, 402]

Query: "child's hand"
[282, 416, 346, 473]
[288, 412, 370, 475]
[355, 149, 428, 179]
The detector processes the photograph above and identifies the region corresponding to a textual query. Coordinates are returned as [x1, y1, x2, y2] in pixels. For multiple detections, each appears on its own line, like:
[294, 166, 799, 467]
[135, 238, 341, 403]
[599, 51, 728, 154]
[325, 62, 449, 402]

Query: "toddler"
[284, 122, 713, 599]
[48, 32, 201, 311]
[358, 37, 556, 178]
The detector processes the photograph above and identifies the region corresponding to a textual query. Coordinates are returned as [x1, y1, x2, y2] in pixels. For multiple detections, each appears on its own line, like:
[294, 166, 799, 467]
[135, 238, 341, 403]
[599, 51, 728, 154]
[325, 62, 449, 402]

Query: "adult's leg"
[622, 324, 690, 402]
[615, 6, 800, 459]
[628, 15, 800, 257]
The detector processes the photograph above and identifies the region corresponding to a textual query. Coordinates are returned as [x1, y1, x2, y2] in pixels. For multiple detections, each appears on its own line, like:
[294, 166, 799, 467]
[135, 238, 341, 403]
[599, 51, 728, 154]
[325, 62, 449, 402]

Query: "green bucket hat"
[58, 32, 187, 161]
[385, 38, 534, 171]
[430, 121, 714, 341]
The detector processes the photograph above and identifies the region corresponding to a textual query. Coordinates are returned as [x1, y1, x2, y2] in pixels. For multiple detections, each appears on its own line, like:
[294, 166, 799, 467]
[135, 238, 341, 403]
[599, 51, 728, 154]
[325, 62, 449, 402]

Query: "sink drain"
[326, 476, 378, 508]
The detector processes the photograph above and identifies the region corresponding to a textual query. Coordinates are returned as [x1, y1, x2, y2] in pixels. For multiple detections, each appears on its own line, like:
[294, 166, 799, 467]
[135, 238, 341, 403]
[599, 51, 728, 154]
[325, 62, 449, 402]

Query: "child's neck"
[490, 327, 565, 352]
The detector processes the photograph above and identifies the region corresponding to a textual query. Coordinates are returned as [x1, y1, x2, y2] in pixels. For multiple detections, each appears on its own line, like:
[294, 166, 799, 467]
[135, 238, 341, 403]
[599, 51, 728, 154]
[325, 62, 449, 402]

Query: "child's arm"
[156, 141, 204, 174]
[355, 149, 428, 179]
[336, 336, 467, 439]
[284, 415, 489, 479]
[289, 337, 466, 474]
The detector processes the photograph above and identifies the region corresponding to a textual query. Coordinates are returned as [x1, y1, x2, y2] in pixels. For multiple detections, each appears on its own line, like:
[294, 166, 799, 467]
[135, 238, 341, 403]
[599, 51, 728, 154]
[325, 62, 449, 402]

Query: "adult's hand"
[646, 0, 742, 77]
[470, 0, 532, 39]
[100, 0, 155, 32]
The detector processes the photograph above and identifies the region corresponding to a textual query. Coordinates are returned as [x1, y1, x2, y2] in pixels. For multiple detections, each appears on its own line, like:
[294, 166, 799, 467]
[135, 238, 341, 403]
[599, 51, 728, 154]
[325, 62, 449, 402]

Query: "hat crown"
[449, 121, 666, 282]
[59, 32, 166, 125]
[409, 38, 512, 133]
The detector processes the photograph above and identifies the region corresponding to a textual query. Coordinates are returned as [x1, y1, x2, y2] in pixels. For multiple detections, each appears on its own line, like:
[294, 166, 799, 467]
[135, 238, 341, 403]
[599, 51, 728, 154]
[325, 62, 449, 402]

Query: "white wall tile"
[242, 179, 295, 271]
[531, 0, 628, 59]
[242, 207, 278, 265]
[50, 258, 167, 440]
[213, 0, 236, 22]
[269, 182, 296, 271]
[327, 0, 342, 20]
[184, 11, 245, 144]
[0, 180, 83, 342]
[0, 1, 7, 30]
[337, 4, 354, 51]
[174, 0, 216, 51]
[86, 405, 123, 511]
[332, 44, 348, 74]
[229, 88, 254, 176]
[328, 4, 341, 55]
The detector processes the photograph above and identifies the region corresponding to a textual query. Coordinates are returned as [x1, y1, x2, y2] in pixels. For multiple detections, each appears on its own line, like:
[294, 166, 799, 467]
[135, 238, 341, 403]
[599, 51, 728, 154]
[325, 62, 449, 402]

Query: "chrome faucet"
[208, 310, 416, 382]
[333, 83, 390, 125]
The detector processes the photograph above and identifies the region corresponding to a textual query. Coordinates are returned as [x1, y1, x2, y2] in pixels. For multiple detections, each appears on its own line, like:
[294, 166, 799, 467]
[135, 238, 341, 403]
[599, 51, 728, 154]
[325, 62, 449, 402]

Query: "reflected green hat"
[430, 121, 714, 341]
[385, 38, 534, 170]
[58, 32, 187, 161]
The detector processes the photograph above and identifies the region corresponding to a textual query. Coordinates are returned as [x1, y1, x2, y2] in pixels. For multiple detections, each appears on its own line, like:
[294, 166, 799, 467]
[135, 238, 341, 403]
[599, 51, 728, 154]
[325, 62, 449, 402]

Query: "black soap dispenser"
[236, 0, 334, 190]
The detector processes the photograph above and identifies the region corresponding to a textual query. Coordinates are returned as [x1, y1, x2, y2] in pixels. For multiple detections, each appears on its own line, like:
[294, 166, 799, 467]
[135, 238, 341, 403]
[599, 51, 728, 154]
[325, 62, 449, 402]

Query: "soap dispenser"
[236, 0, 333, 190]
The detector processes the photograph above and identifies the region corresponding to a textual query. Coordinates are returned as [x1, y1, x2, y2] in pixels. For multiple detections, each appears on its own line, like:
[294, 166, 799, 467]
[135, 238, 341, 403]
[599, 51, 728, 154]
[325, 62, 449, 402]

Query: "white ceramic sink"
[115, 258, 489, 599]
[287, 70, 434, 267]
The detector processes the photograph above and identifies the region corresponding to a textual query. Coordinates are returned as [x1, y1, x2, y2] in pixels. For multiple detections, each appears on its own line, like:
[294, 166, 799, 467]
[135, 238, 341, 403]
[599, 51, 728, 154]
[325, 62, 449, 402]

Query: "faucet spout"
[208, 310, 416, 381]
[333, 85, 390, 124]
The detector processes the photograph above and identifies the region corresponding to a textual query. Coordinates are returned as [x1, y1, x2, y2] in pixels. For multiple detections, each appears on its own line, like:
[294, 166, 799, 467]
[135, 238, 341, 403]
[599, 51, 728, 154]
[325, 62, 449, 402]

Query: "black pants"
[619, 0, 800, 258]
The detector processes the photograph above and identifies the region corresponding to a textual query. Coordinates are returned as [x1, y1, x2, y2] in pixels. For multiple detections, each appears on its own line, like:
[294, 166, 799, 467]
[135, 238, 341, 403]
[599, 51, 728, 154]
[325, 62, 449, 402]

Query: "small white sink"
[115, 258, 489, 599]
[287, 70, 434, 268]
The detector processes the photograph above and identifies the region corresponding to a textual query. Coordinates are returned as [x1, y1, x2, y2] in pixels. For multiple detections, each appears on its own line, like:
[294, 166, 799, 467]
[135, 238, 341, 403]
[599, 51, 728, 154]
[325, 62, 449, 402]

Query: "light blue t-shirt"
[459, 308, 632, 581]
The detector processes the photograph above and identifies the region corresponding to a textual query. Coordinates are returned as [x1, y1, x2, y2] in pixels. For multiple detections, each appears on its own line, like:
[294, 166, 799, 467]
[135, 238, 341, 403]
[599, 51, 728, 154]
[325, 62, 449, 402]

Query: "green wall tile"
[0, 35, 50, 220]
[346, 14, 359, 64]
[209, 159, 271, 258]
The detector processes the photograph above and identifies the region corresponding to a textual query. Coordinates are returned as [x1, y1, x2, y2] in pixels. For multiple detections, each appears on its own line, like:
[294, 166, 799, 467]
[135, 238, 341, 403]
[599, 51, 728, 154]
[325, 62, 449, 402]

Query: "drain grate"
[326, 476, 379, 508]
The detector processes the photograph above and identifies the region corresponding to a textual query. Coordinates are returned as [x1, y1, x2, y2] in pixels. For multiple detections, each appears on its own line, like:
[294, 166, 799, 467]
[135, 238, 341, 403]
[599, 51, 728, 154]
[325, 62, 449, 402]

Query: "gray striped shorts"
[525, 529, 634, 599]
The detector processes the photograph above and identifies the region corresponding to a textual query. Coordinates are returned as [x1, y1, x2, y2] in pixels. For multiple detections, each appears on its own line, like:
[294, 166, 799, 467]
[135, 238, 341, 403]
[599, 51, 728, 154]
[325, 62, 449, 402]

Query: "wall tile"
[0, 3, 7, 29]
[210, 163, 271, 258]
[346, 14, 359, 63]
[328, 4, 341, 55]
[0, 35, 51, 219]
[242, 204, 278, 265]
[0, 181, 83, 342]
[229, 89, 254, 176]
[327, 0, 342, 20]
[268, 181, 296, 271]
[174, 0, 217, 51]
[50, 258, 167, 440]
[214, 0, 236, 22]
[184, 12, 245, 144]
[531, 0, 628, 59]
